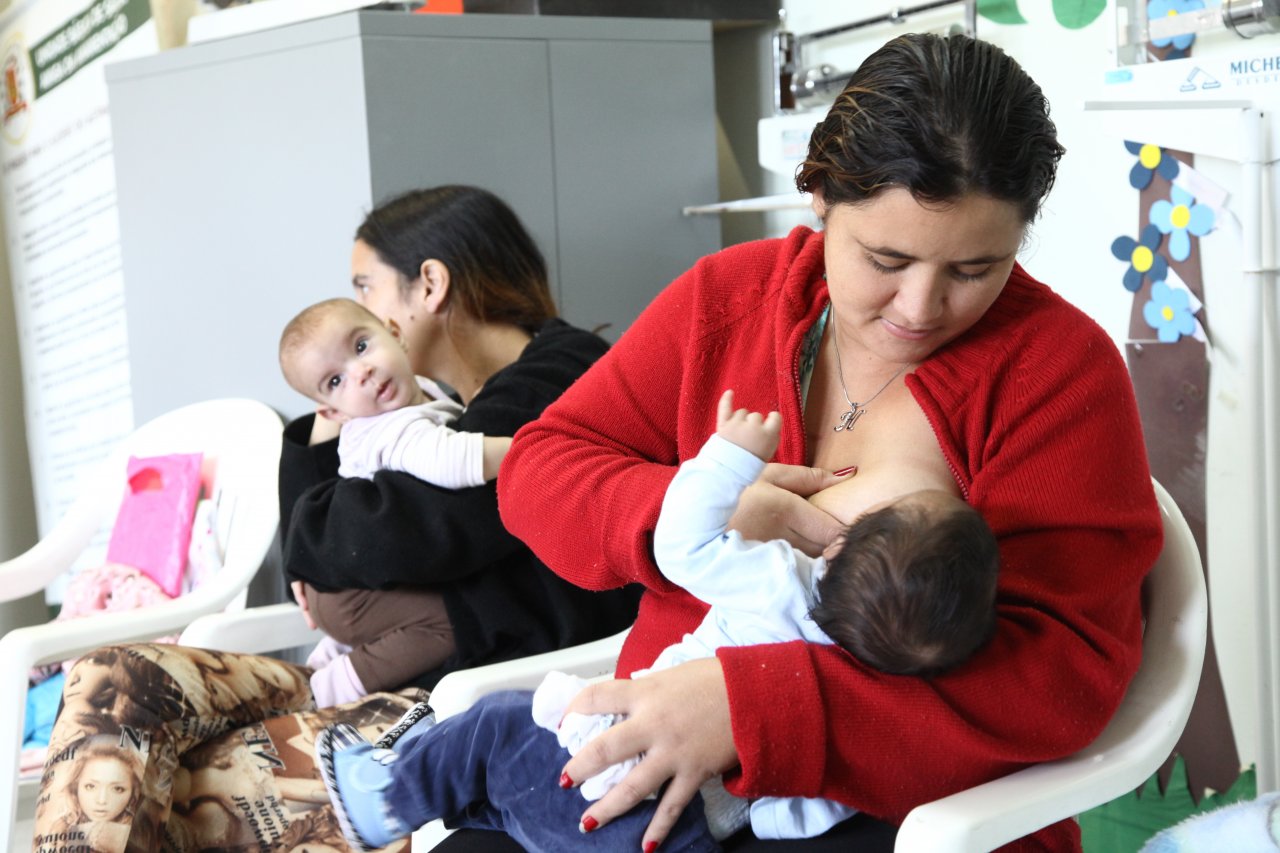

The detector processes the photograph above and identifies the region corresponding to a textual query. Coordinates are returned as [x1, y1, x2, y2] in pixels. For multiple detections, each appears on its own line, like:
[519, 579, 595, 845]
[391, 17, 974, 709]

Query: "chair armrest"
[896, 666, 1202, 853]
[179, 603, 325, 654]
[897, 544, 1206, 847]
[896, 650, 1203, 852]
[429, 628, 629, 720]
[410, 627, 629, 853]
[895, 748, 1145, 853]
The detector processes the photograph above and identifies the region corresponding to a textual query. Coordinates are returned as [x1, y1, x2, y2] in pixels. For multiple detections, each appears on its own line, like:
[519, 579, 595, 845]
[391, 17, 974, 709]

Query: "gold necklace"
[830, 307, 911, 433]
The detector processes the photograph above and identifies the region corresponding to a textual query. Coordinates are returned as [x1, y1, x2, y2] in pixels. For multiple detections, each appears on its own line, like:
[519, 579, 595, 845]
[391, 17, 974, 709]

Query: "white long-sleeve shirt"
[337, 377, 485, 488]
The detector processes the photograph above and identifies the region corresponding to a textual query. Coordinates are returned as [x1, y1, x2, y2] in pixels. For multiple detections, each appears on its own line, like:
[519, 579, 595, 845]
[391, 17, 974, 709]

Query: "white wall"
[772, 2, 1135, 352]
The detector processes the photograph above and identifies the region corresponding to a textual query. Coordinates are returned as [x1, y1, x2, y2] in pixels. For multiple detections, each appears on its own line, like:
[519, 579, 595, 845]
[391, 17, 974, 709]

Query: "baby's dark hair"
[812, 493, 999, 677]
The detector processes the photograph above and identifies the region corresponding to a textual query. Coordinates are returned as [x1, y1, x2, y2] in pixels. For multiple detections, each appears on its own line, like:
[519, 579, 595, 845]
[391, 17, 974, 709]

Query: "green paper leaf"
[977, 0, 1028, 25]
[1053, 0, 1107, 29]
[1079, 757, 1257, 851]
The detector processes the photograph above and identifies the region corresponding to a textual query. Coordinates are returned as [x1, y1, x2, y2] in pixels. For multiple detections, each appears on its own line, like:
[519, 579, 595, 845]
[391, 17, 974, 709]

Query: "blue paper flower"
[1111, 224, 1168, 293]
[1143, 280, 1197, 342]
[1125, 140, 1180, 189]
[1149, 185, 1215, 261]
[1148, 0, 1206, 51]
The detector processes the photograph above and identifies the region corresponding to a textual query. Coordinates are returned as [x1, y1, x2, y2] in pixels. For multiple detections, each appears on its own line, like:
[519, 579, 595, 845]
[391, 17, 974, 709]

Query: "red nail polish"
[833, 465, 857, 476]
[581, 815, 599, 833]
[644, 842, 659, 853]
[559, 772, 573, 789]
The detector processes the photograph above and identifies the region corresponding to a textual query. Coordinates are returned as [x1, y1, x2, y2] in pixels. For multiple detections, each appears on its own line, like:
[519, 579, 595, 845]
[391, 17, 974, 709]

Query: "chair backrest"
[1083, 478, 1208, 784]
[0, 399, 283, 847]
[117, 398, 284, 611]
[0, 398, 283, 605]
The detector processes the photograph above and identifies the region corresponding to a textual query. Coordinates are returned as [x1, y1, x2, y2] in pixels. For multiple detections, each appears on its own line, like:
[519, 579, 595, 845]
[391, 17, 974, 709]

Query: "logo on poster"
[1, 33, 33, 143]
[1229, 54, 1280, 86]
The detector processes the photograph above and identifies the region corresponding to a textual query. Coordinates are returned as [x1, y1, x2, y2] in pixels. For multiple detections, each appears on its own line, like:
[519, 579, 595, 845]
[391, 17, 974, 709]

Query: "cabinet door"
[364, 35, 558, 299]
[548, 37, 720, 339]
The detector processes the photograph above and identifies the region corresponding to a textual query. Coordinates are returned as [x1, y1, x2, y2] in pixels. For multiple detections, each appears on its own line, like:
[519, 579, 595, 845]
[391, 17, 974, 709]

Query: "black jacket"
[278, 319, 639, 689]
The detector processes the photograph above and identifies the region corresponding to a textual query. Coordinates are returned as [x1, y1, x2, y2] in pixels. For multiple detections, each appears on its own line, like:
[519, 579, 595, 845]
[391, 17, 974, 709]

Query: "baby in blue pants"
[316, 391, 1000, 852]
[317, 691, 718, 851]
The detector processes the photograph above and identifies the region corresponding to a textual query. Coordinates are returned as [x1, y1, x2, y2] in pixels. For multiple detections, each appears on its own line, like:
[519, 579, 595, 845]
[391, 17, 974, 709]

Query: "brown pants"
[305, 585, 456, 693]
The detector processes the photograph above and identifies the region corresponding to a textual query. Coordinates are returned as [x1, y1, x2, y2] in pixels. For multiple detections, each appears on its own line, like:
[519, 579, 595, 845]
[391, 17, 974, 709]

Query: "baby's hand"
[716, 390, 781, 462]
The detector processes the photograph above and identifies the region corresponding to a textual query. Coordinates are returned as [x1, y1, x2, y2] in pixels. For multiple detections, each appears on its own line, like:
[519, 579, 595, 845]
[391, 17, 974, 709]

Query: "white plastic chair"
[424, 479, 1208, 852]
[0, 397, 283, 846]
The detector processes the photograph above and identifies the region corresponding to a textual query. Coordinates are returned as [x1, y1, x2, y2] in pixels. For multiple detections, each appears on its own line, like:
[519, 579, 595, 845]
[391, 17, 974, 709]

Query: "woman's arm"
[500, 281, 690, 593]
[309, 412, 342, 445]
[501, 264, 843, 594]
[282, 472, 515, 589]
[280, 413, 517, 591]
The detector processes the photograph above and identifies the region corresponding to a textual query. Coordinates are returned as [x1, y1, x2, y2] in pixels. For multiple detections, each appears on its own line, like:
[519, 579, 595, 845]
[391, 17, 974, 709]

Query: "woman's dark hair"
[796, 33, 1065, 223]
[355, 185, 556, 333]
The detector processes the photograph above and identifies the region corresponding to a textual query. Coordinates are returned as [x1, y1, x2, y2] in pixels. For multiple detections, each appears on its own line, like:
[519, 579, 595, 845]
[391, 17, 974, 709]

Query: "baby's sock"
[307, 635, 354, 670]
[310, 653, 367, 708]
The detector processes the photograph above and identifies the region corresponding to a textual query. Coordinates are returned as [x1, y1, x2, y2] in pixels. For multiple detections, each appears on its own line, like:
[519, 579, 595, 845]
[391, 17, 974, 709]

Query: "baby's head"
[279, 298, 421, 423]
[813, 489, 999, 677]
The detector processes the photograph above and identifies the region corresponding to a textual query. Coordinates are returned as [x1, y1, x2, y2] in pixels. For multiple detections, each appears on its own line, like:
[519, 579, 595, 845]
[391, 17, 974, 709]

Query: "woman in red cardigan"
[487, 32, 1161, 853]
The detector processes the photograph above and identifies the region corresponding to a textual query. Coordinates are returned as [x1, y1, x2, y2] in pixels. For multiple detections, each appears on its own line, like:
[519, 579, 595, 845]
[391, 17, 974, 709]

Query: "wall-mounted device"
[771, 1, 976, 114]
[1114, 0, 1279, 66]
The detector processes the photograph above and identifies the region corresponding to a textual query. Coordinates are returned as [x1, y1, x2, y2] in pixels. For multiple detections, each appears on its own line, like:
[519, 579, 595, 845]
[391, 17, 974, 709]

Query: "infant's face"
[295, 306, 419, 421]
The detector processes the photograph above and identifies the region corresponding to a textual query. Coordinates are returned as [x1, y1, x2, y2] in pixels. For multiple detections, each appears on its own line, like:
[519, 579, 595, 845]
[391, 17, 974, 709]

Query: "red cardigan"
[499, 227, 1162, 851]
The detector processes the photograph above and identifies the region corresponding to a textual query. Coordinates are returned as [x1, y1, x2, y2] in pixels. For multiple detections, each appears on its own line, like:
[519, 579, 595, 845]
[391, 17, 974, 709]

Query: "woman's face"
[350, 239, 431, 371]
[76, 756, 134, 822]
[817, 188, 1025, 365]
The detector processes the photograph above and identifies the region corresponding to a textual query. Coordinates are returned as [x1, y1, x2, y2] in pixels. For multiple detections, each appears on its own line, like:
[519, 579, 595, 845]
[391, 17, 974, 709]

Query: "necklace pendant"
[834, 405, 864, 433]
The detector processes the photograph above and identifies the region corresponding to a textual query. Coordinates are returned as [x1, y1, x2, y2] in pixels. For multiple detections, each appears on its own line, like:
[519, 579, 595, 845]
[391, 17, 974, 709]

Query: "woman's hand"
[290, 580, 317, 630]
[561, 657, 738, 851]
[728, 463, 851, 556]
[308, 410, 342, 445]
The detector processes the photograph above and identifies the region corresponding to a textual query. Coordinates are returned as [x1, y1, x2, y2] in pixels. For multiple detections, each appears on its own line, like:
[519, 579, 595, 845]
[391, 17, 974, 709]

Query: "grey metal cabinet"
[106, 11, 720, 422]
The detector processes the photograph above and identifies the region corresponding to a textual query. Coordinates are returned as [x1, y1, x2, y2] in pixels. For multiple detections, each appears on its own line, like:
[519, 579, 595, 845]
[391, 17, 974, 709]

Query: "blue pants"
[386, 690, 720, 852]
